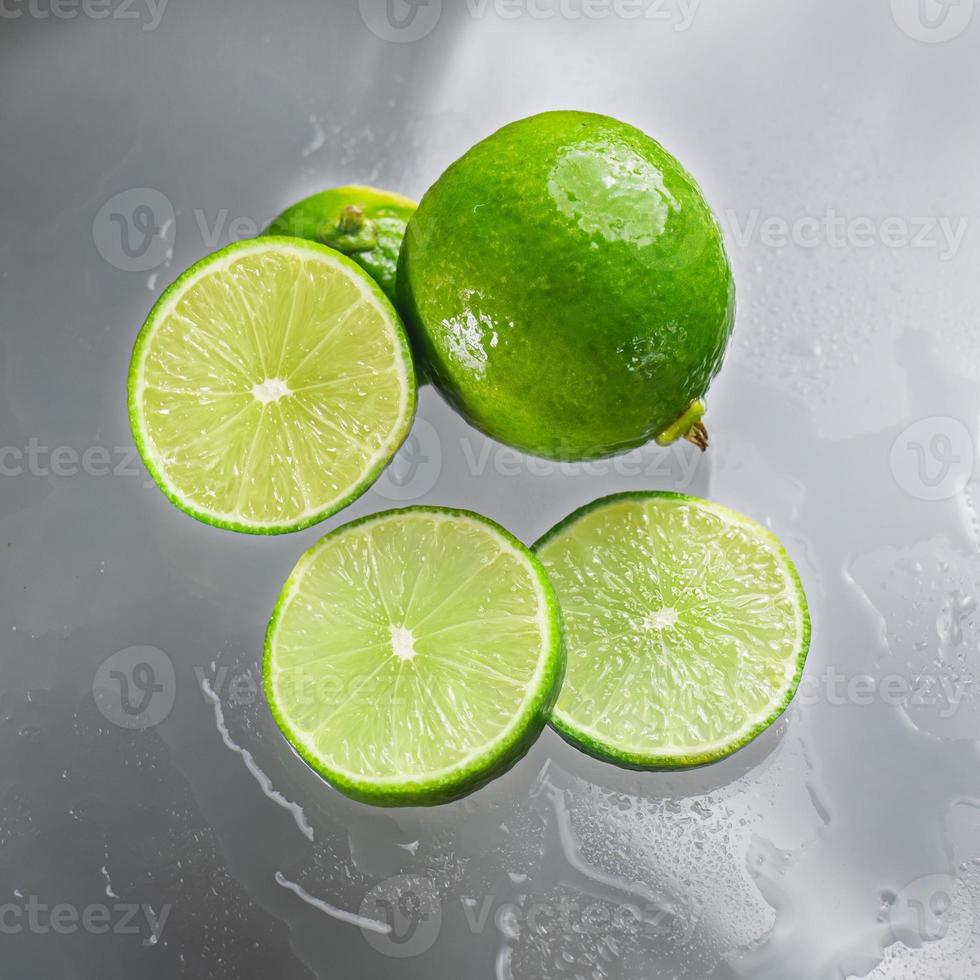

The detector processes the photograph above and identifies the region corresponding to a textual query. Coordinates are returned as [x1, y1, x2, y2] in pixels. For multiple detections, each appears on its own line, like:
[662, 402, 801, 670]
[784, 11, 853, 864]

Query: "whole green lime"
[398, 111, 735, 460]
[266, 184, 416, 306]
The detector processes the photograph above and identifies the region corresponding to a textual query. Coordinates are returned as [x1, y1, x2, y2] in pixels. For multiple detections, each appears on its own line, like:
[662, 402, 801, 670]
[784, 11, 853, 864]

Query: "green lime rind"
[128, 237, 417, 535]
[264, 506, 565, 806]
[397, 110, 735, 461]
[535, 491, 810, 770]
[265, 184, 417, 308]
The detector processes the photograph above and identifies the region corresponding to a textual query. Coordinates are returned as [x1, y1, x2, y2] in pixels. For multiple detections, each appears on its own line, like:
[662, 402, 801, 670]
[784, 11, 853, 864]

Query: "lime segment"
[264, 507, 564, 805]
[535, 492, 810, 768]
[129, 237, 416, 534]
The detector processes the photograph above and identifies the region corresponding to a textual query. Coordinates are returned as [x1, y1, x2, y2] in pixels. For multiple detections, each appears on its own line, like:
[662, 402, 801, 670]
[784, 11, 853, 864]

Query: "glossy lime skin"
[398, 111, 735, 460]
[266, 185, 416, 307]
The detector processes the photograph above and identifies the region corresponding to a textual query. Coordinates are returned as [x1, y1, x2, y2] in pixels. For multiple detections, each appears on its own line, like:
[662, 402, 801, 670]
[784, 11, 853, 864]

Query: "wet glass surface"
[2, 1, 979, 976]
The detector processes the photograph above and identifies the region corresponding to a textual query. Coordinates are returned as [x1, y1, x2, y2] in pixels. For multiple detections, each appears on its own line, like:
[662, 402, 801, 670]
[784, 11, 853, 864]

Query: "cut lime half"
[535, 492, 810, 769]
[264, 507, 564, 806]
[128, 237, 416, 534]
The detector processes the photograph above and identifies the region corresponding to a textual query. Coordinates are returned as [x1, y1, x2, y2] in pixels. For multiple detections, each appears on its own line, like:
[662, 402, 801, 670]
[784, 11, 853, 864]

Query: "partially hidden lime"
[536, 492, 810, 769]
[266, 184, 416, 308]
[129, 237, 416, 534]
[398, 111, 735, 460]
[264, 507, 564, 805]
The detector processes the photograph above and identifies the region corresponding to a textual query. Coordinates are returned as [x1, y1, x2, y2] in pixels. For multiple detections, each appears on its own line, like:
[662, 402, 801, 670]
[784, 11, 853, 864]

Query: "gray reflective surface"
[3, 1, 980, 977]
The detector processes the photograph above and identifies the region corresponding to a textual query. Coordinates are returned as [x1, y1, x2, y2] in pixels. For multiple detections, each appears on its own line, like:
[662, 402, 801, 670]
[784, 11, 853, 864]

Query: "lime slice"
[535, 492, 810, 769]
[264, 507, 564, 805]
[128, 237, 416, 534]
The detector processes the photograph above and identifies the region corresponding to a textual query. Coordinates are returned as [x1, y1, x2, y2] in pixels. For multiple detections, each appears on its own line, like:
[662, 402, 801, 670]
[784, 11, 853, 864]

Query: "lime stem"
[337, 205, 365, 235]
[318, 205, 378, 254]
[685, 420, 709, 452]
[655, 400, 708, 450]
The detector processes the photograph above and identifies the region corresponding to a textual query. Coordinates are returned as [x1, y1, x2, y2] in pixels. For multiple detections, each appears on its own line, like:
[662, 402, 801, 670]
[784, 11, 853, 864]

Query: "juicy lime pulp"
[535, 492, 810, 769]
[398, 110, 735, 461]
[129, 237, 416, 534]
[264, 507, 564, 806]
[265, 185, 417, 307]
